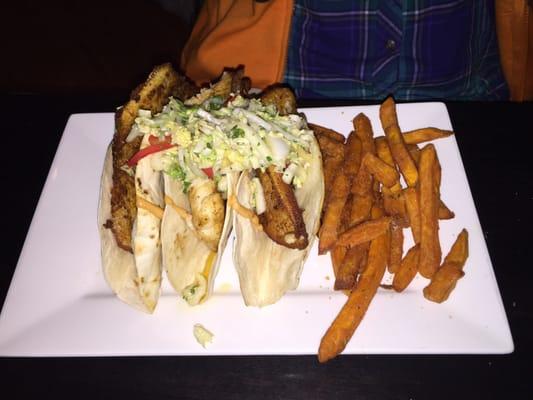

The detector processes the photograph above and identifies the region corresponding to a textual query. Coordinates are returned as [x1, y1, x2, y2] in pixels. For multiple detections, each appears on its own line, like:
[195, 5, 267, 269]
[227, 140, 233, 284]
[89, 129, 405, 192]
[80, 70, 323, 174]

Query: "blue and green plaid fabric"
[283, 0, 508, 100]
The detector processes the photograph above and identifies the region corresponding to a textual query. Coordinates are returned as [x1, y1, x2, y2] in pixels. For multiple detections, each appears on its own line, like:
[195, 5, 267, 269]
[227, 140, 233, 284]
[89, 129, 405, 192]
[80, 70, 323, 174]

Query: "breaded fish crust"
[257, 166, 309, 250]
[109, 63, 198, 251]
[259, 85, 297, 115]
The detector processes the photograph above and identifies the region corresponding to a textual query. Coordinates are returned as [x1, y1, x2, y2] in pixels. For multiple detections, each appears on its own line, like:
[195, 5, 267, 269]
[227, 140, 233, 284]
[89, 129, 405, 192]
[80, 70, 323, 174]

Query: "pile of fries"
[312, 97, 469, 363]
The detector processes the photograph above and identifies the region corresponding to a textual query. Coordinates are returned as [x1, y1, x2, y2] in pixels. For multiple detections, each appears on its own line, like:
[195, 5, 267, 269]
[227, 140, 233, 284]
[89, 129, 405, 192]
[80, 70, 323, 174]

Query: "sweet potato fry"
[315, 134, 344, 159]
[406, 144, 421, 165]
[430, 151, 455, 220]
[423, 229, 468, 303]
[353, 113, 376, 156]
[330, 244, 348, 279]
[418, 144, 441, 278]
[383, 193, 408, 226]
[433, 147, 442, 189]
[388, 222, 404, 273]
[323, 156, 344, 199]
[362, 152, 400, 188]
[318, 209, 388, 363]
[343, 131, 363, 178]
[403, 187, 421, 243]
[374, 136, 394, 164]
[379, 97, 419, 187]
[314, 126, 345, 195]
[438, 200, 455, 220]
[334, 243, 369, 290]
[348, 193, 373, 227]
[329, 193, 354, 277]
[336, 216, 391, 248]
[319, 169, 351, 254]
[351, 164, 373, 197]
[392, 244, 420, 292]
[423, 263, 464, 303]
[442, 229, 469, 265]
[375, 136, 402, 195]
[309, 122, 346, 144]
[403, 127, 454, 145]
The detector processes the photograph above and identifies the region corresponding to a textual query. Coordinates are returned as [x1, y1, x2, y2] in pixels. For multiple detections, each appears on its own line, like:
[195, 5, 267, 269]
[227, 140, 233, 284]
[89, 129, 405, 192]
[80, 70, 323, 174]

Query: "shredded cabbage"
[131, 95, 315, 194]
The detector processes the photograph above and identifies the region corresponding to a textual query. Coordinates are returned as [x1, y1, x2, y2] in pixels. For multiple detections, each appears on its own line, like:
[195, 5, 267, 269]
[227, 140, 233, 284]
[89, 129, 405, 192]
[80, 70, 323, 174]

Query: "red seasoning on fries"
[314, 97, 468, 362]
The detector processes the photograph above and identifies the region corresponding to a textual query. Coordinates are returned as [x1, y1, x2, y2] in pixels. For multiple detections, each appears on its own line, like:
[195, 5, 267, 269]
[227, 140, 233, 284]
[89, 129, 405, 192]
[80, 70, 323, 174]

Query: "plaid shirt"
[283, 0, 508, 100]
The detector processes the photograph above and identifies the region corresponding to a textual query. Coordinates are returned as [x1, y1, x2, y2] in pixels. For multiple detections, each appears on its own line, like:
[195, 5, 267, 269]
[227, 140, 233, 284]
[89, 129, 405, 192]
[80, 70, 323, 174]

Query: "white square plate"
[0, 103, 513, 356]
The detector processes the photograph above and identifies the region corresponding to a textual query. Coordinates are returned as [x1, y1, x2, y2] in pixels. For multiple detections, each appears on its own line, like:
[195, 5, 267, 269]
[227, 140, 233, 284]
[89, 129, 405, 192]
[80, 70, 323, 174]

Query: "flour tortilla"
[97, 134, 164, 313]
[161, 172, 238, 302]
[97, 146, 154, 313]
[232, 135, 325, 307]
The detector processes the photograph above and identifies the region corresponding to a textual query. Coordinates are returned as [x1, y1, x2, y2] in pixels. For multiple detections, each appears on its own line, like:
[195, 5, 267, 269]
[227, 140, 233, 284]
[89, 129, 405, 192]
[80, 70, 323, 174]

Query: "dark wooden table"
[0, 94, 531, 399]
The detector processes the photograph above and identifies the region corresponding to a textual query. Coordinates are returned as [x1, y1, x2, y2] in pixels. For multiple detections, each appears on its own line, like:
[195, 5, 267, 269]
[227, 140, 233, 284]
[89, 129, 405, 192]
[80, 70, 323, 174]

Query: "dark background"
[1, 0, 199, 97]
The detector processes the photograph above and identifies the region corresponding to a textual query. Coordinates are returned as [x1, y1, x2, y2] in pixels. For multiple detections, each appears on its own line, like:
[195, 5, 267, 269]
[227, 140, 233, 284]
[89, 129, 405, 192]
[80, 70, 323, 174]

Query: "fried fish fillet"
[260, 85, 297, 115]
[109, 63, 198, 252]
[257, 166, 309, 250]
[185, 67, 250, 106]
[188, 178, 225, 252]
[256, 87, 308, 250]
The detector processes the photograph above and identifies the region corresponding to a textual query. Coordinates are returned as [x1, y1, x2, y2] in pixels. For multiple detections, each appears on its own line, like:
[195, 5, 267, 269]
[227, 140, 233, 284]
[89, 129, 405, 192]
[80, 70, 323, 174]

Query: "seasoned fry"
[388, 222, 404, 273]
[316, 135, 345, 159]
[343, 132, 363, 178]
[374, 136, 394, 164]
[330, 244, 348, 279]
[353, 113, 376, 156]
[392, 244, 420, 292]
[320, 127, 366, 253]
[362, 152, 400, 188]
[336, 216, 391, 248]
[318, 208, 388, 363]
[351, 164, 373, 197]
[383, 193, 408, 226]
[314, 126, 345, 193]
[418, 144, 441, 278]
[406, 144, 421, 165]
[329, 194, 354, 278]
[318, 169, 351, 254]
[309, 122, 346, 144]
[433, 147, 442, 189]
[323, 156, 344, 198]
[348, 193, 373, 227]
[334, 243, 368, 290]
[403, 187, 421, 243]
[403, 127, 454, 145]
[375, 136, 402, 195]
[423, 264, 464, 303]
[431, 151, 455, 220]
[442, 229, 469, 265]
[423, 229, 468, 303]
[438, 200, 455, 220]
[379, 97, 419, 187]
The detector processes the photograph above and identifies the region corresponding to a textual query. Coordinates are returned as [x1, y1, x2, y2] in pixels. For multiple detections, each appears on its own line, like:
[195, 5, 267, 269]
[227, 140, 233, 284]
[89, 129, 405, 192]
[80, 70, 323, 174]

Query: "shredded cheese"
[136, 196, 164, 219]
[228, 194, 263, 231]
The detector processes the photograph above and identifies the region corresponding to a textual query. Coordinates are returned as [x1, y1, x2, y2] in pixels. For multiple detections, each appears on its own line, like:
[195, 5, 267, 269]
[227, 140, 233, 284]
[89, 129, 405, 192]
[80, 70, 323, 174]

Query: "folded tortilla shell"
[232, 136, 324, 306]
[161, 172, 238, 302]
[98, 146, 156, 313]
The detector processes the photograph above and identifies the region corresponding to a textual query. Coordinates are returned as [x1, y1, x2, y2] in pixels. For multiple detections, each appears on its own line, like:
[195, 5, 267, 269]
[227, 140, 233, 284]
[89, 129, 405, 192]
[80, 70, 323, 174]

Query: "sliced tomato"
[201, 167, 214, 179]
[128, 135, 175, 167]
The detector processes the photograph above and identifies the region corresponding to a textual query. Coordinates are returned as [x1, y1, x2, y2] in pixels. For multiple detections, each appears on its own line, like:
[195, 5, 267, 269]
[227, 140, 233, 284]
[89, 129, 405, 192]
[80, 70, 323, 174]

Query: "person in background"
[181, 0, 529, 101]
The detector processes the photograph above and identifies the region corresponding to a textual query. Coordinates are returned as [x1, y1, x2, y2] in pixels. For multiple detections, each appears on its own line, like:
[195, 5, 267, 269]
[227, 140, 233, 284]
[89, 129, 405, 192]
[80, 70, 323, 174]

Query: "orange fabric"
[181, 0, 293, 89]
[495, 0, 533, 101]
